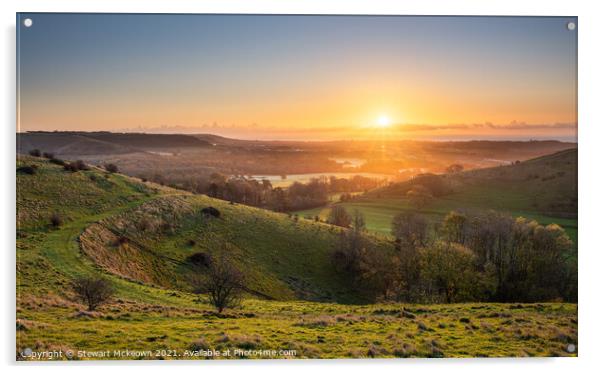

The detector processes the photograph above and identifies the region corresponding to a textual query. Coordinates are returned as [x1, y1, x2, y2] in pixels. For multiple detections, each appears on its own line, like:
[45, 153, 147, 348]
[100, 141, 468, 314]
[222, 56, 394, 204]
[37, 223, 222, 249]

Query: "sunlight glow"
[376, 115, 391, 128]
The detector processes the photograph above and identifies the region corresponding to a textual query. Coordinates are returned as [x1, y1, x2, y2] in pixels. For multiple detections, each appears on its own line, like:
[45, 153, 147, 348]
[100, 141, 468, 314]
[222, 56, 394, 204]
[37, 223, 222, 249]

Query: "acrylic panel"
[16, 13, 577, 361]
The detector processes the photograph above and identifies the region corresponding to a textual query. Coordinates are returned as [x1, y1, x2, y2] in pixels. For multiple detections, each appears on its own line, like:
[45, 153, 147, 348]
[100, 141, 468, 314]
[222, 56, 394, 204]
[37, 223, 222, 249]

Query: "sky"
[17, 14, 577, 141]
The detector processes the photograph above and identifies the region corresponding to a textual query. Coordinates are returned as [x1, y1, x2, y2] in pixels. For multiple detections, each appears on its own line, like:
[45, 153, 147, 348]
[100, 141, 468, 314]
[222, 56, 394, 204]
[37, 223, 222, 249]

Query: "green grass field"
[295, 193, 577, 244]
[296, 149, 577, 244]
[16, 156, 577, 360]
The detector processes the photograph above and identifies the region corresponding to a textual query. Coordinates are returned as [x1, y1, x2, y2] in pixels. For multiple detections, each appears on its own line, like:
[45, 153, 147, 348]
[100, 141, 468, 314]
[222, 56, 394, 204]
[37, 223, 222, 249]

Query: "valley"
[16, 146, 578, 359]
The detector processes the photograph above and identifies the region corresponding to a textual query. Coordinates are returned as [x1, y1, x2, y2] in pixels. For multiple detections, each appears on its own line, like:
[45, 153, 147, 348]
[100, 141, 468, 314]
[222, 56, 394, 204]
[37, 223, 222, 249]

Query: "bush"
[104, 163, 119, 173]
[50, 212, 63, 227]
[42, 152, 55, 159]
[74, 160, 89, 170]
[63, 160, 89, 172]
[187, 252, 212, 267]
[63, 163, 78, 172]
[72, 276, 115, 311]
[28, 149, 41, 157]
[49, 157, 65, 166]
[115, 236, 128, 246]
[17, 165, 37, 175]
[201, 206, 221, 218]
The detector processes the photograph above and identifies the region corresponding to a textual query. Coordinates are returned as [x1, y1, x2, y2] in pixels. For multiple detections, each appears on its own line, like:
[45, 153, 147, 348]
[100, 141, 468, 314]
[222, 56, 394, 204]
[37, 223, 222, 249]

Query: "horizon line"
[16, 130, 577, 144]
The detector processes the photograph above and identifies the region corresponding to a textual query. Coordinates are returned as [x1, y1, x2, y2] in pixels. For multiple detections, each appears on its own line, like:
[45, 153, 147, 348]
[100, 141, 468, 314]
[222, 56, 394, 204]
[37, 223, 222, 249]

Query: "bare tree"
[190, 255, 245, 313]
[73, 276, 115, 311]
[441, 211, 468, 244]
[391, 211, 429, 248]
[328, 205, 352, 228]
[332, 210, 367, 275]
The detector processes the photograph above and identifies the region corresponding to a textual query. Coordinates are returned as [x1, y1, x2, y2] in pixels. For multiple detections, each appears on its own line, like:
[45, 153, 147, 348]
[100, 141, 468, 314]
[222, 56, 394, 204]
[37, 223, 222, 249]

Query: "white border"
[3, 1, 601, 373]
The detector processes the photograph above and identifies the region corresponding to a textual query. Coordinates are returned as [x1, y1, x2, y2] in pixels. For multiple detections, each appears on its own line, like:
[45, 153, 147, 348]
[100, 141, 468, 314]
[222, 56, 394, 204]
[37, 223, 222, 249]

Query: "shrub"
[74, 160, 89, 170]
[17, 165, 37, 175]
[49, 157, 65, 166]
[187, 252, 212, 267]
[50, 212, 63, 227]
[28, 149, 41, 157]
[115, 236, 128, 246]
[201, 206, 221, 218]
[104, 163, 119, 173]
[72, 276, 115, 311]
[42, 152, 55, 159]
[63, 160, 89, 172]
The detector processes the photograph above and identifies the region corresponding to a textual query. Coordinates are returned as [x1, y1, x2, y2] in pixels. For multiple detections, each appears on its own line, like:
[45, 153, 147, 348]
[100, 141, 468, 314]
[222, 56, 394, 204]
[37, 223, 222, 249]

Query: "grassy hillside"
[16, 155, 577, 359]
[78, 193, 387, 302]
[297, 149, 577, 242]
[17, 156, 381, 304]
[17, 132, 211, 156]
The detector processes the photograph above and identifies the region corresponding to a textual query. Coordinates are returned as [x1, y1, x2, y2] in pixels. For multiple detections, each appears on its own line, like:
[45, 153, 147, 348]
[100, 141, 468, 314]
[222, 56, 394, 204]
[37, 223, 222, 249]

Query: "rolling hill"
[15, 154, 577, 359]
[374, 148, 576, 215]
[296, 149, 577, 241]
[16, 155, 386, 304]
[17, 132, 212, 156]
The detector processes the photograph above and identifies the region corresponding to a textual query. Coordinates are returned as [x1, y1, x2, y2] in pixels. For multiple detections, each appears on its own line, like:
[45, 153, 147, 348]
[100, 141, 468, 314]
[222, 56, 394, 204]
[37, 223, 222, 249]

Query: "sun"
[376, 115, 391, 128]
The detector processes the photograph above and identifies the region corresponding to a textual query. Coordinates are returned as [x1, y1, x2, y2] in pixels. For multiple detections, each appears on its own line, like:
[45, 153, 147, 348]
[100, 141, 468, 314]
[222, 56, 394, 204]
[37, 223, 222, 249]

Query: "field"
[296, 149, 578, 244]
[17, 299, 577, 359]
[16, 155, 577, 360]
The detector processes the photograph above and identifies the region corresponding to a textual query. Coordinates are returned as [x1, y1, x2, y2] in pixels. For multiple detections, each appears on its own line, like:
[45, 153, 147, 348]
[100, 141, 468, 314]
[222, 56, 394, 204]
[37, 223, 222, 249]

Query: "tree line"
[332, 208, 577, 303]
[144, 172, 382, 212]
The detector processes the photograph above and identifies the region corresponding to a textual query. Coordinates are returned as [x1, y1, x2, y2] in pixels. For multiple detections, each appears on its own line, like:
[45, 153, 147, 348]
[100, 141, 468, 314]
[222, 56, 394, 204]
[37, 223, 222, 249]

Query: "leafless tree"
[327, 205, 352, 228]
[73, 276, 115, 311]
[190, 255, 245, 313]
[391, 211, 429, 248]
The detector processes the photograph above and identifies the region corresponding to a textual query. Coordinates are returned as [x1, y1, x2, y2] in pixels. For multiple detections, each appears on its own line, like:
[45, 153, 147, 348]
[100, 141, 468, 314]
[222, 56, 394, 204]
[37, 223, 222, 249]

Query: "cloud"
[393, 122, 577, 132]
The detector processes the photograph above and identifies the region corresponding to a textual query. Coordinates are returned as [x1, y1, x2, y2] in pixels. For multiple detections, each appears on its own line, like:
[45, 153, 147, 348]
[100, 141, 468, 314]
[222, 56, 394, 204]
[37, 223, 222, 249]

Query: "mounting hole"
[23, 18, 33, 28]
[567, 22, 576, 31]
